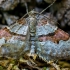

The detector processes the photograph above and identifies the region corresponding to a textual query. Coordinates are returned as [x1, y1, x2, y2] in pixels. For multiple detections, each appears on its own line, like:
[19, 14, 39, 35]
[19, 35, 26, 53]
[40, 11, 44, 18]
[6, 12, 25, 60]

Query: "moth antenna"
[24, 2, 28, 15]
[40, 0, 56, 14]
[22, 1, 29, 18]
[19, 1, 29, 19]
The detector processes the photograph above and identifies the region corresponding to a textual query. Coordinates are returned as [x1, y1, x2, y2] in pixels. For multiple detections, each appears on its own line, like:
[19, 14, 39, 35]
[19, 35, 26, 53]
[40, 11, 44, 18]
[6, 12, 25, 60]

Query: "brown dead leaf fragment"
[7, 63, 13, 70]
[0, 60, 9, 67]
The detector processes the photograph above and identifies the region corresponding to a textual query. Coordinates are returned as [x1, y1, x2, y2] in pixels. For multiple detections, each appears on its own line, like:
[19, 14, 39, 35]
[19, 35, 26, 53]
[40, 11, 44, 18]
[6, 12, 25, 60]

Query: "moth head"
[28, 10, 38, 17]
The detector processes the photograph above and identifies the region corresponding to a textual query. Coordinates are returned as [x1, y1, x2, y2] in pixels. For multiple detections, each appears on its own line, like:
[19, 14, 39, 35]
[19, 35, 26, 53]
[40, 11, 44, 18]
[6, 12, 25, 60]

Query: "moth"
[0, 0, 70, 62]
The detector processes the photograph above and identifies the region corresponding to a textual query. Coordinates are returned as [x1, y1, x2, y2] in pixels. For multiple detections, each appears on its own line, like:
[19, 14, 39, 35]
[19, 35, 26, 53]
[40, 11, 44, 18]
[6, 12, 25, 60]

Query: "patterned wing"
[36, 15, 70, 60]
[0, 18, 30, 58]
